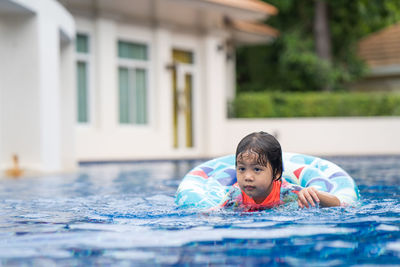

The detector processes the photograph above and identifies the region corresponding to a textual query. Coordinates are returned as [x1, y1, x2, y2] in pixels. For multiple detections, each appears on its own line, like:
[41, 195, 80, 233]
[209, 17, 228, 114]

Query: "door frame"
[170, 34, 203, 154]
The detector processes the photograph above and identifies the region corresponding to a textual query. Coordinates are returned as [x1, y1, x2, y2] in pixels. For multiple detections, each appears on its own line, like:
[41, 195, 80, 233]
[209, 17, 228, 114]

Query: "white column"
[95, 17, 117, 131]
[0, 0, 75, 173]
[37, 15, 62, 171]
[204, 35, 228, 156]
[226, 53, 236, 103]
[0, 15, 42, 170]
[60, 38, 76, 170]
[154, 27, 173, 147]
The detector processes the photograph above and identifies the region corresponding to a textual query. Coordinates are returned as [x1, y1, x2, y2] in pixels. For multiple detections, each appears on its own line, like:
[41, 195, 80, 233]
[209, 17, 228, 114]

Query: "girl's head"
[235, 131, 283, 181]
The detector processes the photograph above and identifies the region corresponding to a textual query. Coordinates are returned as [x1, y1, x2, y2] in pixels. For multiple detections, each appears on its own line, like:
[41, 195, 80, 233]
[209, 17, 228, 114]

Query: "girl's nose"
[244, 172, 254, 181]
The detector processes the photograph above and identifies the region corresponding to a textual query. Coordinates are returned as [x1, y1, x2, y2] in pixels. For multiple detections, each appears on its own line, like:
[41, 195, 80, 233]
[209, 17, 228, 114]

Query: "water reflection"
[0, 156, 398, 265]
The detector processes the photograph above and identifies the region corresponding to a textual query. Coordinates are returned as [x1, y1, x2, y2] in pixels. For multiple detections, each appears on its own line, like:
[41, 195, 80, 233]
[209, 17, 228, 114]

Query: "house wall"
[73, 14, 400, 162]
[0, 14, 41, 170]
[213, 117, 400, 157]
[2, 1, 398, 174]
[0, 0, 75, 173]
[352, 76, 400, 92]
[75, 17, 173, 160]
[74, 13, 400, 161]
[351, 64, 400, 92]
[74, 15, 229, 161]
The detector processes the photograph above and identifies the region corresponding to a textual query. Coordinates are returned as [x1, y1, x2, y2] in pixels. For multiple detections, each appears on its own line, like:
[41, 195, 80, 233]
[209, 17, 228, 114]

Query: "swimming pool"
[0, 155, 399, 266]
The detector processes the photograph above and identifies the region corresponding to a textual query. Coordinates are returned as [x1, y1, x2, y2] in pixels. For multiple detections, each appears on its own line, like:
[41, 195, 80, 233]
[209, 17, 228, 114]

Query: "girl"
[223, 131, 340, 211]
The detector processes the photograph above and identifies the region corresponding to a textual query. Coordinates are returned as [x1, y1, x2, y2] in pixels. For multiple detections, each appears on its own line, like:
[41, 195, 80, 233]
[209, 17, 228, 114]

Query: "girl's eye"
[254, 167, 262, 172]
[238, 167, 245, 172]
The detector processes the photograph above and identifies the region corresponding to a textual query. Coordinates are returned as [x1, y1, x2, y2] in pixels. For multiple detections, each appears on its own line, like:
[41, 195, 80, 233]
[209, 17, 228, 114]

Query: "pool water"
[0, 155, 399, 266]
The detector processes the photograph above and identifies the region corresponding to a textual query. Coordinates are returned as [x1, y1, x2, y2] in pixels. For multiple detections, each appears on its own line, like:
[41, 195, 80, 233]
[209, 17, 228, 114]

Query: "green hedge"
[229, 92, 400, 118]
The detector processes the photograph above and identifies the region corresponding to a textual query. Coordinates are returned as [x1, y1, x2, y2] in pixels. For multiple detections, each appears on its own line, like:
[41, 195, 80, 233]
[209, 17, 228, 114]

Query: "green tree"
[236, 0, 400, 93]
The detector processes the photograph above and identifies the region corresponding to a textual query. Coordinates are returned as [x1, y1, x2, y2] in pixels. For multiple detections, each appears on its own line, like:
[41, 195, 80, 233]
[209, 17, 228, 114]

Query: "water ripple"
[0, 156, 399, 265]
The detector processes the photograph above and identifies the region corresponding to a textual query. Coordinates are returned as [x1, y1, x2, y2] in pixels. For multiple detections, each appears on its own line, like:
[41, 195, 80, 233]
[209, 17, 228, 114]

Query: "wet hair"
[235, 131, 283, 181]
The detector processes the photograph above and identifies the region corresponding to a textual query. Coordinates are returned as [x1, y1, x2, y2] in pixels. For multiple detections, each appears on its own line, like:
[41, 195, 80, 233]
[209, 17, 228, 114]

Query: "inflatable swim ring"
[175, 152, 360, 209]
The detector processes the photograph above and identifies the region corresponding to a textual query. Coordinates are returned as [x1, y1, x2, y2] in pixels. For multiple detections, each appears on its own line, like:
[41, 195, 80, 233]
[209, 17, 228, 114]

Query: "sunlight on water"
[0, 156, 399, 265]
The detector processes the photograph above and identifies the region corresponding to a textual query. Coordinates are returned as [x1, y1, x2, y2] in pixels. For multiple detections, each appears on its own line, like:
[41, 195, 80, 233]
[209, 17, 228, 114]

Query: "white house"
[63, 0, 279, 163]
[0, 0, 279, 172]
[1, 0, 399, 174]
[355, 23, 400, 92]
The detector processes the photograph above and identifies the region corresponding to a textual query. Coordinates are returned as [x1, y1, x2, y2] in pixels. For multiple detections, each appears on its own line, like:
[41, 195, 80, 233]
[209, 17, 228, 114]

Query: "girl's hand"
[296, 187, 341, 208]
[296, 187, 320, 208]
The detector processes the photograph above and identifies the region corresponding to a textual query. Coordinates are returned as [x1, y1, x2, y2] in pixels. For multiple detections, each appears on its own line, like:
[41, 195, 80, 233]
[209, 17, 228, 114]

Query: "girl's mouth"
[244, 185, 256, 191]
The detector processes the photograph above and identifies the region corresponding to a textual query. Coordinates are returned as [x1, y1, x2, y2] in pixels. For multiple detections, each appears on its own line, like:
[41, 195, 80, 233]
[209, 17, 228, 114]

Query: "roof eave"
[190, 0, 277, 21]
[229, 20, 279, 45]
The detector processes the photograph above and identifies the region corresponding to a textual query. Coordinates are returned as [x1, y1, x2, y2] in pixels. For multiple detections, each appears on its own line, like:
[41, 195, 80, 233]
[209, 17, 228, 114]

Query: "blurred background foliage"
[236, 0, 400, 93]
[229, 92, 400, 118]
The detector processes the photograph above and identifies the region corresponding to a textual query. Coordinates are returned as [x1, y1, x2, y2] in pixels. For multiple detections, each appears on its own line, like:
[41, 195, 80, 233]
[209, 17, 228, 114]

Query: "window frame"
[117, 38, 152, 127]
[75, 32, 94, 126]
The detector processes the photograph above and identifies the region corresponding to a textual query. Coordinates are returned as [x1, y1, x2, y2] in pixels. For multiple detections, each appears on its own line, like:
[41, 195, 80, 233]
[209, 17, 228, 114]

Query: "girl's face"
[236, 151, 275, 204]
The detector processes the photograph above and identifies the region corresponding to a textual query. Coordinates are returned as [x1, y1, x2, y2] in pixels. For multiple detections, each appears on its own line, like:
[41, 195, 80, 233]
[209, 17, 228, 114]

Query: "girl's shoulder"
[221, 183, 242, 209]
[280, 178, 302, 204]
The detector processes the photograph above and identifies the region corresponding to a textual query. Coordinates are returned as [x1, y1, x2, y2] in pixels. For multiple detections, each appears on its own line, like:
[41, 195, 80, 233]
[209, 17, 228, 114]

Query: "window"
[118, 40, 149, 124]
[76, 33, 90, 123]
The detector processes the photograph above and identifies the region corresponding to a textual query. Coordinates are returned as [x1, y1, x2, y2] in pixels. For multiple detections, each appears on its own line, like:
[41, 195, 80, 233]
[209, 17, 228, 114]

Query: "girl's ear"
[274, 172, 282, 181]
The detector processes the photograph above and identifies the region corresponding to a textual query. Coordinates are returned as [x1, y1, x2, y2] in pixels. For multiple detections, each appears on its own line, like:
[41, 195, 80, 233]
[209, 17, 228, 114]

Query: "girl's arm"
[296, 187, 340, 208]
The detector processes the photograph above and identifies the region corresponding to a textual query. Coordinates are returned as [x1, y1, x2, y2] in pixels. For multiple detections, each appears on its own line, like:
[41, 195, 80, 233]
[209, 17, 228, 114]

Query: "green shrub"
[229, 92, 400, 118]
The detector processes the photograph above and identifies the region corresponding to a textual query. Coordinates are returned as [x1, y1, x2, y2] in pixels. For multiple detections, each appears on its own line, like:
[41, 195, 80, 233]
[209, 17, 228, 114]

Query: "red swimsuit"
[240, 180, 283, 211]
